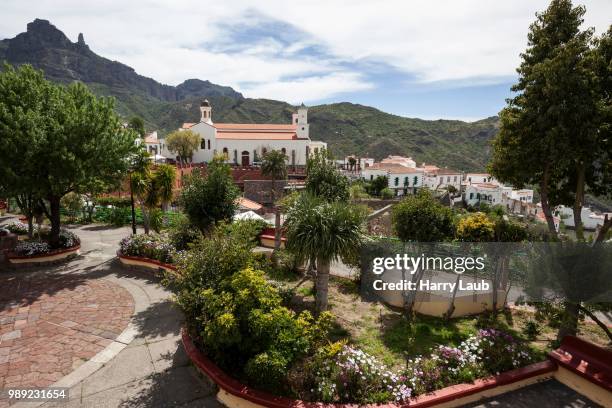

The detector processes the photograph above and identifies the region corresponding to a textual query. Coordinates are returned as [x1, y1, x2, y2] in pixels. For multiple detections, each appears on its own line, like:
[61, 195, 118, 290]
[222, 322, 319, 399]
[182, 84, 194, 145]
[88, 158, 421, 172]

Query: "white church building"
[160, 100, 326, 166]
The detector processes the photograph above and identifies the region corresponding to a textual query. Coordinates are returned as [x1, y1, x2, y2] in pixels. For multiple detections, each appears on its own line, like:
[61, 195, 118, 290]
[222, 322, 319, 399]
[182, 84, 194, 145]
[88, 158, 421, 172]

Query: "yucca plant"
[284, 193, 367, 313]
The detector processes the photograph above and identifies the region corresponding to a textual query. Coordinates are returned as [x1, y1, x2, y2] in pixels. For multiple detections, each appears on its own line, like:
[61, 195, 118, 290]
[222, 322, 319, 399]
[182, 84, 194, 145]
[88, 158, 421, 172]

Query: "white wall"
[464, 185, 502, 206]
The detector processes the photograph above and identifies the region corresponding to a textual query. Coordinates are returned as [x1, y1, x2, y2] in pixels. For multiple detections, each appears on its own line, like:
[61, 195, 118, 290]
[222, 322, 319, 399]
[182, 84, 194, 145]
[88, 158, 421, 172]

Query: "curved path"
[0, 220, 220, 408]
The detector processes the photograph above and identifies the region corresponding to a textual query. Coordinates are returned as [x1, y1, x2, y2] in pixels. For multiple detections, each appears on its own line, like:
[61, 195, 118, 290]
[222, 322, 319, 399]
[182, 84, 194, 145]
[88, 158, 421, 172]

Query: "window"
[470, 193, 474, 199]
[208, 140, 211, 150]
[291, 150, 296, 166]
[222, 147, 228, 160]
[370, 175, 373, 180]
[447, 176, 450, 183]
[453, 176, 457, 182]
[394, 177, 399, 186]
[201, 139, 205, 149]
[233, 149, 238, 163]
[413, 176, 418, 186]
[404, 177, 409, 186]
[281, 147, 286, 156]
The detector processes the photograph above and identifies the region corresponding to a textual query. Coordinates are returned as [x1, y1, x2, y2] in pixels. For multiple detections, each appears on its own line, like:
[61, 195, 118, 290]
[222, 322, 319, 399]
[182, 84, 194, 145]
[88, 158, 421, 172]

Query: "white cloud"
[241, 72, 374, 103]
[0, 0, 610, 102]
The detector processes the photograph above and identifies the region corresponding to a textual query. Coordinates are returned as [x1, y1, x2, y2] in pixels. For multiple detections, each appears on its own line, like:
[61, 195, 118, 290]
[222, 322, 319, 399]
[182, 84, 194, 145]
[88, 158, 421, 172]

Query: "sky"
[1, 1, 611, 122]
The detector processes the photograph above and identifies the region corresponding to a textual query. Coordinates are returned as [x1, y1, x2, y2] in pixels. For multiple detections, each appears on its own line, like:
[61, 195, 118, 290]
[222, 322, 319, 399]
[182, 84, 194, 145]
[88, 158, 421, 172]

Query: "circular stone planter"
[6, 244, 80, 268]
[117, 251, 177, 274]
[181, 328, 557, 408]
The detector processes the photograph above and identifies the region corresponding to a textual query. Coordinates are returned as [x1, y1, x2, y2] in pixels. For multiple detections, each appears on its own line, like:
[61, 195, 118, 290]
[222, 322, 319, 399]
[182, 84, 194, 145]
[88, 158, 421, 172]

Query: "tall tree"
[261, 150, 288, 251]
[284, 194, 367, 314]
[391, 189, 456, 314]
[489, 0, 594, 239]
[128, 116, 146, 138]
[305, 149, 349, 202]
[0, 64, 136, 247]
[154, 164, 177, 212]
[180, 155, 239, 233]
[165, 130, 200, 165]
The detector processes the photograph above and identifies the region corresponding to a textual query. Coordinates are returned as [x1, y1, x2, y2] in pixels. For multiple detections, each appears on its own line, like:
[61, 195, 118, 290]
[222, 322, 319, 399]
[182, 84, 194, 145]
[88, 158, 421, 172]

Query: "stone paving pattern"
[0, 275, 133, 390]
[462, 379, 603, 407]
[0, 220, 220, 407]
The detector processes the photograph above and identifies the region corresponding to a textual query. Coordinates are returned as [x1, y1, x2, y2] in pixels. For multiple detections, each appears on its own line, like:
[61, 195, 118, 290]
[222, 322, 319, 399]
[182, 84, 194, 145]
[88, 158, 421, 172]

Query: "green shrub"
[149, 208, 164, 233]
[179, 266, 333, 393]
[380, 187, 394, 199]
[97, 196, 132, 207]
[109, 207, 131, 226]
[168, 214, 202, 251]
[522, 320, 541, 340]
[119, 233, 175, 264]
[225, 219, 268, 246]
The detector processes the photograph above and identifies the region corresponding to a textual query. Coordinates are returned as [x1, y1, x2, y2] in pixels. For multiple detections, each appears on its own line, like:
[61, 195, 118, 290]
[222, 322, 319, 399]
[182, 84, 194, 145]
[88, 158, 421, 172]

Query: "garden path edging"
[117, 251, 177, 274]
[181, 328, 558, 408]
[6, 244, 80, 267]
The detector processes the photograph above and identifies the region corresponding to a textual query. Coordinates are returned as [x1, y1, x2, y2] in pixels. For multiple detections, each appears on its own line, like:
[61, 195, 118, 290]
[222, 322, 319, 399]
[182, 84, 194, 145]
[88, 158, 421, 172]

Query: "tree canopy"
[488, 0, 611, 240]
[0, 64, 137, 246]
[165, 130, 200, 164]
[391, 190, 455, 242]
[180, 155, 239, 233]
[305, 149, 349, 202]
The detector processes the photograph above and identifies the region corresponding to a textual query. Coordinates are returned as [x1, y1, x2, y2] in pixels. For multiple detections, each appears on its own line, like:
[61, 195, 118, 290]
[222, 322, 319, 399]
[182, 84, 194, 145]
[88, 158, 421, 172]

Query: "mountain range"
[0, 19, 500, 171]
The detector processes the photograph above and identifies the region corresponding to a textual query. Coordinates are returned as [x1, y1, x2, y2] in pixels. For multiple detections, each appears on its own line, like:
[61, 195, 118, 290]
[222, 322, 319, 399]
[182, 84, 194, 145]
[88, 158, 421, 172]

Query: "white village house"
[159, 100, 326, 166]
[422, 167, 462, 191]
[361, 157, 424, 196]
[464, 183, 503, 207]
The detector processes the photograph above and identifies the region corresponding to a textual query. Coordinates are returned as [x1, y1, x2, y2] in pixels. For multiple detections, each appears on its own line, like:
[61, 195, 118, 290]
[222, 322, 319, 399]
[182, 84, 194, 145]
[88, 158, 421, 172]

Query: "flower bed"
[163, 225, 545, 406]
[119, 233, 176, 264]
[6, 229, 81, 266]
[117, 233, 180, 273]
[4, 221, 30, 235]
[182, 328, 559, 408]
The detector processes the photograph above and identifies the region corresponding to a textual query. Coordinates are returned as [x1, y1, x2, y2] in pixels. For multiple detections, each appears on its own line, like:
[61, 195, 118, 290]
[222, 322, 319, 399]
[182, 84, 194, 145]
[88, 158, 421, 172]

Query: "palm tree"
[131, 170, 154, 234]
[128, 147, 151, 234]
[261, 150, 288, 250]
[284, 194, 367, 313]
[154, 164, 176, 212]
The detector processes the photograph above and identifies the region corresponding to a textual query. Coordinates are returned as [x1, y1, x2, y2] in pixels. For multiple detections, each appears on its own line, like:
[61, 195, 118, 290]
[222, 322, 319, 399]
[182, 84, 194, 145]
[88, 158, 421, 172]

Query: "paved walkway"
[462, 379, 602, 407]
[0, 220, 220, 408]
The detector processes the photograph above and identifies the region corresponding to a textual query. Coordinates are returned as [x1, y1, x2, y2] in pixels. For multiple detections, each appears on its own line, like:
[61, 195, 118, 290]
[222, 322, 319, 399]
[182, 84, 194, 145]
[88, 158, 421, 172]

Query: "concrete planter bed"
[6, 244, 80, 267]
[183, 329, 611, 408]
[117, 251, 177, 274]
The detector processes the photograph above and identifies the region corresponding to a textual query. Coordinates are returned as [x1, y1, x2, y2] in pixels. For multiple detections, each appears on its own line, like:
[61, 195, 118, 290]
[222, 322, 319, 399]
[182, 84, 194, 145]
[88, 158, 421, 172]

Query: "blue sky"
[1, 0, 611, 121]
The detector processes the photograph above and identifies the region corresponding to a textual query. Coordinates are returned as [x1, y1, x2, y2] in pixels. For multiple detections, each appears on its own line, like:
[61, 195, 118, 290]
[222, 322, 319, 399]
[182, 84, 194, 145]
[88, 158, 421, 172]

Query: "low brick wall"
[182, 328, 563, 408]
[6, 245, 80, 268]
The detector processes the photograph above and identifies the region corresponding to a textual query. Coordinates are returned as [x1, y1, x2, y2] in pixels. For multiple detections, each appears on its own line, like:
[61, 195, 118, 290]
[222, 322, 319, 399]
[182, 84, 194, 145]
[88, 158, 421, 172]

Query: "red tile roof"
[365, 163, 423, 173]
[217, 131, 297, 140]
[236, 197, 263, 211]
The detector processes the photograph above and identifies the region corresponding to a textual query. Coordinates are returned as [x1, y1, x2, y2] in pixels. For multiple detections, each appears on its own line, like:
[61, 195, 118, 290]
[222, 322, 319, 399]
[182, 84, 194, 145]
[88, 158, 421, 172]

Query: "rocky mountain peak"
[23, 19, 71, 48]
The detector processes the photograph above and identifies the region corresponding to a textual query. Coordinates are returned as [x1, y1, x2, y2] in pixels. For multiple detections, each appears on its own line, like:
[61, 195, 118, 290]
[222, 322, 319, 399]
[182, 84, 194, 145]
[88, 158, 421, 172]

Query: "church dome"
[200, 99, 210, 107]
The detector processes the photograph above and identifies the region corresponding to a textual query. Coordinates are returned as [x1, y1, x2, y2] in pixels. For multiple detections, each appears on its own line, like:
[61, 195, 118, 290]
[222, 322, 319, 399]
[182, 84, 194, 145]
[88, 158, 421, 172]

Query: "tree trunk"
[594, 215, 611, 244]
[404, 267, 425, 315]
[274, 206, 281, 251]
[48, 195, 62, 248]
[444, 273, 462, 320]
[26, 216, 34, 239]
[140, 203, 150, 234]
[315, 258, 330, 314]
[578, 305, 612, 342]
[557, 301, 580, 342]
[539, 167, 558, 239]
[572, 162, 586, 241]
[129, 173, 137, 235]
